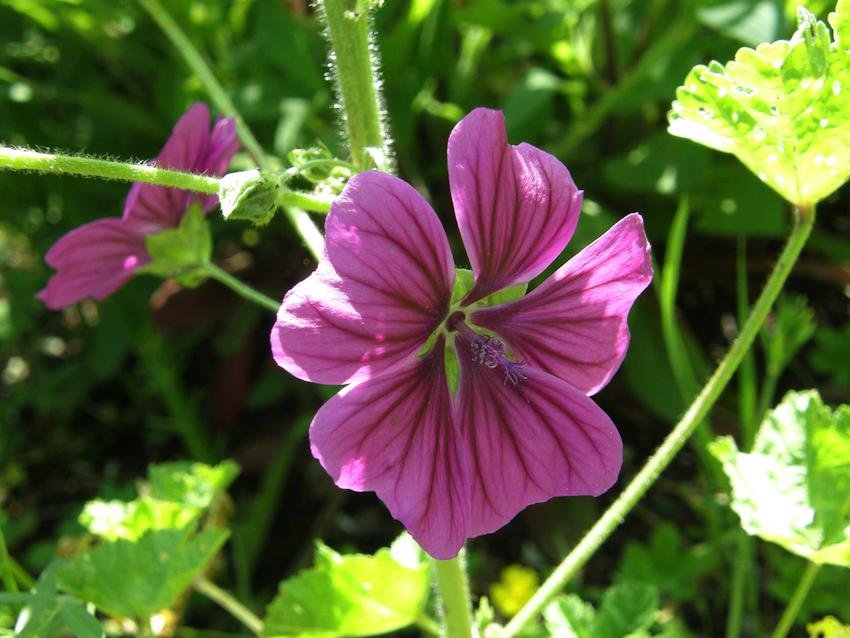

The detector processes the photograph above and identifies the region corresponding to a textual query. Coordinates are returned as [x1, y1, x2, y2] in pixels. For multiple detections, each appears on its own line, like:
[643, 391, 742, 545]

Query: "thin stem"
[756, 369, 781, 427]
[0, 525, 17, 592]
[277, 188, 334, 214]
[319, 0, 390, 171]
[504, 206, 815, 638]
[416, 615, 442, 637]
[284, 207, 325, 260]
[736, 237, 758, 448]
[432, 555, 475, 638]
[769, 562, 820, 638]
[726, 533, 753, 638]
[0, 146, 219, 193]
[194, 577, 263, 636]
[202, 263, 280, 313]
[138, 0, 266, 166]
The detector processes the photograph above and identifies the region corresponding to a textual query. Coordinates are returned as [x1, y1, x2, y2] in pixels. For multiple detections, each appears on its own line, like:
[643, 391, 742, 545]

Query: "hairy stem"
[432, 555, 475, 638]
[277, 188, 335, 214]
[202, 263, 280, 313]
[504, 205, 815, 638]
[137, 0, 267, 166]
[0, 146, 219, 192]
[319, 0, 390, 171]
[769, 562, 820, 638]
[194, 577, 263, 636]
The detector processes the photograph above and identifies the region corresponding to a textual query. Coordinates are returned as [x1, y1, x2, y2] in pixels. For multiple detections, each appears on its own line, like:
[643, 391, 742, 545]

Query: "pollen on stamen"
[470, 334, 527, 385]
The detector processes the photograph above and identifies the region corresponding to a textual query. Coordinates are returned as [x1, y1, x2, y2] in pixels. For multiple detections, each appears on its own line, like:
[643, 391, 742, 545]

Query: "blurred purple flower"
[271, 108, 652, 559]
[39, 103, 238, 309]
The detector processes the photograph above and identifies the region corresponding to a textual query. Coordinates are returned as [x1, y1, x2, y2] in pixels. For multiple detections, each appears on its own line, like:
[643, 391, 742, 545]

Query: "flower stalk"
[319, 0, 390, 171]
[202, 263, 280, 313]
[769, 562, 820, 638]
[193, 576, 263, 636]
[503, 204, 815, 638]
[432, 556, 475, 638]
[0, 146, 220, 193]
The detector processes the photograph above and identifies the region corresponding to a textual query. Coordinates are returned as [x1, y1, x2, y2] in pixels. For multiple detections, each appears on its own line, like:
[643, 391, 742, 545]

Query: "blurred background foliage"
[1, 0, 850, 634]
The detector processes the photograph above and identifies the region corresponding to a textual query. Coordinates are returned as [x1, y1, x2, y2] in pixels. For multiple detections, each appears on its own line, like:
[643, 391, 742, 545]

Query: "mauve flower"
[271, 108, 652, 559]
[38, 103, 239, 309]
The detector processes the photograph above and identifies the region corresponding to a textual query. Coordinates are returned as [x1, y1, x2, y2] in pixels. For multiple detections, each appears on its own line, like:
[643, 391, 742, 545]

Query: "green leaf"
[56, 527, 229, 619]
[544, 595, 595, 638]
[593, 583, 659, 638]
[810, 323, 850, 385]
[761, 294, 816, 376]
[142, 205, 212, 286]
[148, 460, 240, 509]
[669, 3, 850, 205]
[263, 539, 430, 638]
[617, 524, 716, 601]
[79, 498, 196, 542]
[10, 564, 104, 638]
[711, 390, 850, 566]
[219, 169, 281, 226]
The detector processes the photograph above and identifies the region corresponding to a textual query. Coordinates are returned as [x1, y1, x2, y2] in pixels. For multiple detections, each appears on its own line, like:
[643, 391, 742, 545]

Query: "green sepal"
[141, 204, 211, 287]
[445, 336, 460, 395]
[450, 268, 528, 307]
[219, 169, 281, 226]
[451, 268, 475, 304]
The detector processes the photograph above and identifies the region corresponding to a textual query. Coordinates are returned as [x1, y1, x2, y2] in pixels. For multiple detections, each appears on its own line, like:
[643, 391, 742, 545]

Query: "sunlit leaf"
[543, 583, 660, 638]
[711, 390, 850, 567]
[56, 528, 228, 619]
[147, 460, 239, 509]
[669, 3, 850, 205]
[263, 537, 429, 638]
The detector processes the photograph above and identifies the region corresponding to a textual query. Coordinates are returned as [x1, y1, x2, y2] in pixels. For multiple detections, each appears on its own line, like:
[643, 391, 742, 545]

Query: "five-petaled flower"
[271, 108, 652, 559]
[39, 102, 239, 309]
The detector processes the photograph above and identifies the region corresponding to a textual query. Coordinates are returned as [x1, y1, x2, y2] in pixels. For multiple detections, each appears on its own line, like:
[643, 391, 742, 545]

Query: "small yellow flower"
[490, 564, 539, 618]
[808, 616, 850, 638]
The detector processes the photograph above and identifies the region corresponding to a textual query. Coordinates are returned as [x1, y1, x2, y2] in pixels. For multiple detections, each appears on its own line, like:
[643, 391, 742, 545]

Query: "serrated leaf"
[148, 460, 239, 509]
[669, 2, 850, 205]
[56, 528, 228, 619]
[593, 583, 659, 638]
[142, 205, 212, 285]
[543, 595, 595, 638]
[262, 540, 429, 638]
[710, 390, 850, 566]
[79, 498, 196, 542]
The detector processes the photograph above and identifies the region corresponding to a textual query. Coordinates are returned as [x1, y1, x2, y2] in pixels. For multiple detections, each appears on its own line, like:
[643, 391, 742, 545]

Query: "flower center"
[458, 324, 527, 385]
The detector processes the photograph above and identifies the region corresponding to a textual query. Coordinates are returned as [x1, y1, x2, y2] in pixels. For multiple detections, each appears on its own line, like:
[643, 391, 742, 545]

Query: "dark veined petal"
[472, 214, 652, 395]
[38, 218, 149, 309]
[272, 170, 454, 385]
[122, 103, 237, 231]
[309, 337, 470, 559]
[448, 108, 582, 304]
[456, 351, 622, 538]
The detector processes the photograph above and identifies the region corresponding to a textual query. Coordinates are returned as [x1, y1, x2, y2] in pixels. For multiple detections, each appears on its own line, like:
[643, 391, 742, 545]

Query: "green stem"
[726, 533, 753, 638]
[137, 0, 266, 166]
[0, 146, 219, 193]
[283, 207, 325, 260]
[432, 555, 475, 638]
[769, 562, 820, 638]
[504, 205, 814, 638]
[0, 525, 17, 592]
[416, 615, 442, 637]
[277, 188, 335, 214]
[202, 263, 280, 313]
[756, 369, 781, 426]
[319, 0, 390, 171]
[194, 577, 263, 636]
[553, 13, 694, 158]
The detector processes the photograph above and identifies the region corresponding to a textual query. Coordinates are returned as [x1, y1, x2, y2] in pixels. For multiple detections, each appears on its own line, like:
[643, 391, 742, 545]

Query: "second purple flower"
[271, 108, 653, 559]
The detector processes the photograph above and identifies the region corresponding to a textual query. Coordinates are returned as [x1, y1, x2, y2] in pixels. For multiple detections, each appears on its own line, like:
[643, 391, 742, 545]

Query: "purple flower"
[271, 108, 652, 559]
[38, 103, 239, 309]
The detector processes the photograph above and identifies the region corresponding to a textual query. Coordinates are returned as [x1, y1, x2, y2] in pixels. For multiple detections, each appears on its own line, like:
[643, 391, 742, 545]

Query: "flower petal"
[456, 356, 622, 538]
[448, 108, 583, 303]
[272, 170, 454, 384]
[472, 213, 652, 395]
[38, 218, 149, 309]
[123, 103, 237, 231]
[310, 338, 470, 559]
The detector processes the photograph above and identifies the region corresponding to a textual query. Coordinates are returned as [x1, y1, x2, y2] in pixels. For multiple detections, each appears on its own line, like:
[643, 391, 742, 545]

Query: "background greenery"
[2, 0, 850, 635]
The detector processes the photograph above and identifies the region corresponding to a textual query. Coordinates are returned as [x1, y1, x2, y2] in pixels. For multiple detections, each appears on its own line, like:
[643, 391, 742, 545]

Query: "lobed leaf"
[669, 2, 850, 205]
[263, 537, 429, 638]
[711, 390, 850, 567]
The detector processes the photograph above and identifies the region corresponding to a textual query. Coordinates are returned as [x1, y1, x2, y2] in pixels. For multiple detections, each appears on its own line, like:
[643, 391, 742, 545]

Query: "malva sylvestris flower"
[39, 102, 239, 309]
[271, 108, 652, 559]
